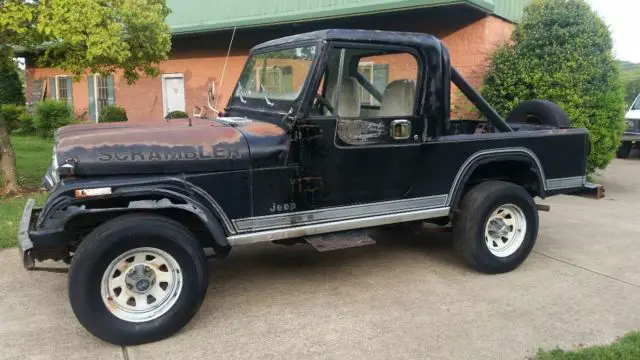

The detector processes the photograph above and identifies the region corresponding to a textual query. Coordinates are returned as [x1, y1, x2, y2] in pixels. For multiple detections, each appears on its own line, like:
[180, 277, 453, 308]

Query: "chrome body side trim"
[228, 207, 450, 245]
[546, 176, 585, 191]
[232, 194, 448, 232]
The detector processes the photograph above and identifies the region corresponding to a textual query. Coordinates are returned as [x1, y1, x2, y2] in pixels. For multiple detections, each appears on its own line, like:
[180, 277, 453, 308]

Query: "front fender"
[36, 178, 231, 249]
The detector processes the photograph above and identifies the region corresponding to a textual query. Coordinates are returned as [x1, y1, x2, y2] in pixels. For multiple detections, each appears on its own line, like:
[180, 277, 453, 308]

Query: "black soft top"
[251, 29, 444, 53]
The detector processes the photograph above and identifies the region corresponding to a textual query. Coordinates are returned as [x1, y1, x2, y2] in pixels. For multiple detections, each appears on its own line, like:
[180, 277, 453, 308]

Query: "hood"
[626, 109, 640, 120]
[54, 119, 251, 176]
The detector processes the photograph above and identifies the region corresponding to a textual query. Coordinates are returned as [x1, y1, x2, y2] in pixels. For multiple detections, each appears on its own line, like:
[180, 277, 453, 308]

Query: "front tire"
[68, 214, 209, 345]
[452, 181, 538, 274]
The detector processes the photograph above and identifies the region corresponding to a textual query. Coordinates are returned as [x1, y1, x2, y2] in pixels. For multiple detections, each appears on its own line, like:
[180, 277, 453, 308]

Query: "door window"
[316, 47, 421, 145]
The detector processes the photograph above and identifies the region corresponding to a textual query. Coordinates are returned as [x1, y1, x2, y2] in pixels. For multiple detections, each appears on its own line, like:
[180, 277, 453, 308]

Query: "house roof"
[166, 0, 531, 36]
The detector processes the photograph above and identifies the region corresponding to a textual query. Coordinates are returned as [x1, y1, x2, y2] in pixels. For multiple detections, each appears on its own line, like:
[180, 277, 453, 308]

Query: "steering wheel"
[315, 93, 334, 115]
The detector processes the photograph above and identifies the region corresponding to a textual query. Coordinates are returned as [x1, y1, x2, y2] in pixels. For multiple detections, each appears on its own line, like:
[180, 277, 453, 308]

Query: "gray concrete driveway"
[1, 159, 640, 360]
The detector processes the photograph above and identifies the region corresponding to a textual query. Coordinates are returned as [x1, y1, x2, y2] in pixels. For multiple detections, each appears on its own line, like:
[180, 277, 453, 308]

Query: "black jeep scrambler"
[18, 30, 591, 345]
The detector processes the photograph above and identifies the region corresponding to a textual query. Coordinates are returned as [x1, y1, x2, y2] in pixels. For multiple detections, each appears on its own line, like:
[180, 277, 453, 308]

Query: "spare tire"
[505, 100, 572, 128]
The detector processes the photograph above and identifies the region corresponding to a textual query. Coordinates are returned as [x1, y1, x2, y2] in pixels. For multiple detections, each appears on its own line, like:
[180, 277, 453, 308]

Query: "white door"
[162, 74, 185, 116]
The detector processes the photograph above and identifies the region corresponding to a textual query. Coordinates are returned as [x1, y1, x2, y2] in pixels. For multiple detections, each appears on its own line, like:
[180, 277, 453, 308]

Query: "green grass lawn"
[11, 135, 54, 189]
[0, 135, 52, 249]
[533, 332, 640, 360]
[0, 192, 48, 249]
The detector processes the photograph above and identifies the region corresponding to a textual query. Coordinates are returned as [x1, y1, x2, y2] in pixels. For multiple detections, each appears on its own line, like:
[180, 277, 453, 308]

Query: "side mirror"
[390, 119, 411, 140]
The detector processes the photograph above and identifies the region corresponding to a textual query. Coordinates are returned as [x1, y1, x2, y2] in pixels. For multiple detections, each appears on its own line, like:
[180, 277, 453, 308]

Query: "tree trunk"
[0, 116, 17, 194]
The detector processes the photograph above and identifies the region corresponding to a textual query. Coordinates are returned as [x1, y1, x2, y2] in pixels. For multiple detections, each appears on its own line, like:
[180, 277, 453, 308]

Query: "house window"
[357, 62, 374, 105]
[55, 76, 73, 103]
[88, 74, 115, 122]
[94, 75, 109, 116]
[258, 67, 283, 93]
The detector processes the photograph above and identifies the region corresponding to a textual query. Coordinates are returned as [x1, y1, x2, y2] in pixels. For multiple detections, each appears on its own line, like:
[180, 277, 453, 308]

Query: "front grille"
[626, 119, 640, 132]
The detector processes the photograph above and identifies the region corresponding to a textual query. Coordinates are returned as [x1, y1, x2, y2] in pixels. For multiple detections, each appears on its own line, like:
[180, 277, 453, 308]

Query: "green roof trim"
[493, 0, 531, 22]
[166, 0, 527, 36]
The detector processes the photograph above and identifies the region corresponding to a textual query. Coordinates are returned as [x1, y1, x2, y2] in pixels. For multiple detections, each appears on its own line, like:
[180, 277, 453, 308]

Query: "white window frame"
[54, 75, 72, 102]
[92, 74, 110, 121]
[357, 62, 374, 105]
[161, 73, 186, 118]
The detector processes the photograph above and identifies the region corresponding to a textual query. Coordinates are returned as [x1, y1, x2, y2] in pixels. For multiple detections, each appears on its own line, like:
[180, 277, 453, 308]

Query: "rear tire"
[617, 141, 632, 159]
[506, 100, 572, 128]
[452, 181, 538, 274]
[68, 214, 209, 346]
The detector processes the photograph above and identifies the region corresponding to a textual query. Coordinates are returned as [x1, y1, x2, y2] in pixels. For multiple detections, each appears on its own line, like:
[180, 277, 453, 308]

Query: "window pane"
[235, 46, 316, 102]
[96, 75, 109, 114]
[57, 78, 69, 102]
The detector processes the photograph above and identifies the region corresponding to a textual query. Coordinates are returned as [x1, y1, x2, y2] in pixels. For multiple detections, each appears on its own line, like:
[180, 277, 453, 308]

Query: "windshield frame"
[226, 40, 322, 115]
[632, 94, 640, 111]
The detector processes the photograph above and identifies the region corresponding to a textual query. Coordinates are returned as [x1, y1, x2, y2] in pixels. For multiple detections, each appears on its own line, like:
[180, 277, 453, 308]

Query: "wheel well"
[454, 160, 542, 210]
[64, 207, 227, 253]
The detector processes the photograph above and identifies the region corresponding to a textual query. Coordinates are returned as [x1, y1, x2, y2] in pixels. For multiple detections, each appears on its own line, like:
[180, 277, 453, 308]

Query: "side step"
[570, 182, 605, 199]
[305, 230, 376, 252]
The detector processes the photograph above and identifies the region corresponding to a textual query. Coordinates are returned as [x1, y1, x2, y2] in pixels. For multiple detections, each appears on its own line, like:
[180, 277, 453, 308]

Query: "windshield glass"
[233, 46, 316, 105]
[632, 96, 640, 110]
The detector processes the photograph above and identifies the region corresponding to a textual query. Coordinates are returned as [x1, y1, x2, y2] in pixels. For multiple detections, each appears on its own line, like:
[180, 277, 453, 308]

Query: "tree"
[1, 0, 172, 83]
[0, 0, 171, 193]
[482, 0, 626, 173]
[0, 58, 25, 193]
[0, 61, 25, 105]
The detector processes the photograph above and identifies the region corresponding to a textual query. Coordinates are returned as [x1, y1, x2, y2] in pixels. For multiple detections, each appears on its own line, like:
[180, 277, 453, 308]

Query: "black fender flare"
[447, 148, 547, 210]
[41, 187, 231, 250]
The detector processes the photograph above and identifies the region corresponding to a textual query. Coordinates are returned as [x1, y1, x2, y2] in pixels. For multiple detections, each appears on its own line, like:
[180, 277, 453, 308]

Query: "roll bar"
[450, 67, 513, 133]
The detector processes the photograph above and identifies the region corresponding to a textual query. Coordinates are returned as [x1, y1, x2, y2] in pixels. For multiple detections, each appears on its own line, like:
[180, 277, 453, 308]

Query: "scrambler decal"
[97, 145, 243, 162]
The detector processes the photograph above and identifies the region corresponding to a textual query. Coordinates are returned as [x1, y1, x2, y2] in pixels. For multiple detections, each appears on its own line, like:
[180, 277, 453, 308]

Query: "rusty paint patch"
[56, 124, 244, 154]
[240, 122, 286, 137]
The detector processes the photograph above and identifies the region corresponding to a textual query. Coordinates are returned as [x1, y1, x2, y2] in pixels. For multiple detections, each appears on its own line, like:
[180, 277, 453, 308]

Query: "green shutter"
[48, 77, 56, 99]
[87, 75, 96, 122]
[106, 75, 115, 105]
[281, 66, 293, 93]
[65, 77, 73, 105]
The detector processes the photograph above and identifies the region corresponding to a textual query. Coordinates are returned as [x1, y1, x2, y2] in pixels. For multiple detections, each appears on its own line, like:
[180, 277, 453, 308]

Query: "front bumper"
[622, 132, 640, 142]
[17, 199, 38, 270]
[17, 198, 70, 270]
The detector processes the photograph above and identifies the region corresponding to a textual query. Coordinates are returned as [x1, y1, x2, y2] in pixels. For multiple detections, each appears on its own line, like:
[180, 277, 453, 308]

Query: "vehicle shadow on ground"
[207, 226, 460, 291]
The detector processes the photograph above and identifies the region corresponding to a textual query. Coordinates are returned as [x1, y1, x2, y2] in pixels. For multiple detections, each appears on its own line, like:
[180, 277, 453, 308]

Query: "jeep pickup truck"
[18, 30, 592, 345]
[617, 93, 640, 158]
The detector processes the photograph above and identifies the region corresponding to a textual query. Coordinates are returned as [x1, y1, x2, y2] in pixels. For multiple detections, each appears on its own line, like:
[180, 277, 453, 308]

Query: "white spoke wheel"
[68, 214, 209, 346]
[452, 181, 538, 274]
[484, 204, 527, 258]
[101, 247, 183, 323]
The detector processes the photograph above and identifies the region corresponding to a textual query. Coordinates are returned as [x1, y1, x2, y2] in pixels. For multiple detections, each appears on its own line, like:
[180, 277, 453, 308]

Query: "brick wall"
[25, 7, 514, 123]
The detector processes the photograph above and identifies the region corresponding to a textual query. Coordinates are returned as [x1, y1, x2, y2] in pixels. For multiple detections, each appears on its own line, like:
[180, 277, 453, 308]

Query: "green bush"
[98, 105, 128, 122]
[165, 110, 188, 119]
[482, 0, 626, 173]
[0, 104, 25, 133]
[16, 113, 36, 135]
[34, 100, 75, 138]
[0, 63, 25, 106]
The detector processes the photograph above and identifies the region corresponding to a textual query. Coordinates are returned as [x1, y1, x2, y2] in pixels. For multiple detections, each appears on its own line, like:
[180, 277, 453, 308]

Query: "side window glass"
[330, 48, 421, 146]
[353, 52, 418, 117]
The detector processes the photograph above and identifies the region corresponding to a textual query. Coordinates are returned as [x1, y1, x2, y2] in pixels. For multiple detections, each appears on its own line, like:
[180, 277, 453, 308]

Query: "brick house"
[23, 0, 530, 123]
